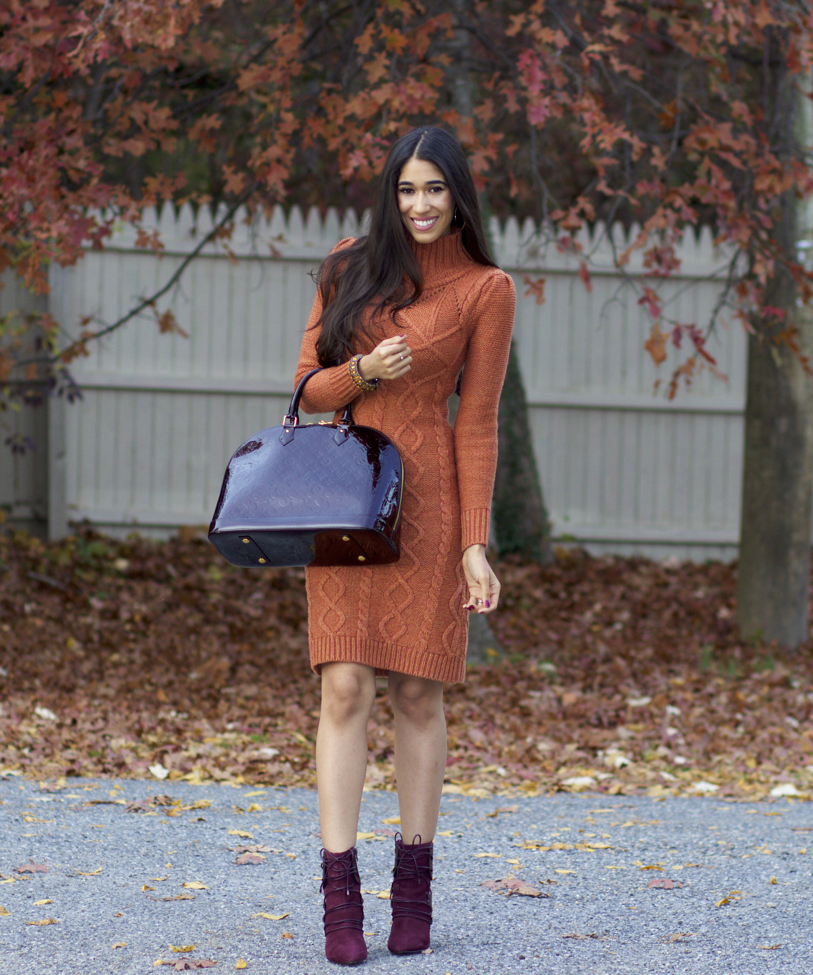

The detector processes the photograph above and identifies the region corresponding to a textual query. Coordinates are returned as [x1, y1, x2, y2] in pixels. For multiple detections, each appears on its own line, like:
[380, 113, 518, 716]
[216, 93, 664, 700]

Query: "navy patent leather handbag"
[208, 369, 404, 568]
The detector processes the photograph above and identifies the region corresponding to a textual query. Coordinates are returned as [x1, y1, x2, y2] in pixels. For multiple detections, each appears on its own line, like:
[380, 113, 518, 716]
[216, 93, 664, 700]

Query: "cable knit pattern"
[294, 231, 515, 683]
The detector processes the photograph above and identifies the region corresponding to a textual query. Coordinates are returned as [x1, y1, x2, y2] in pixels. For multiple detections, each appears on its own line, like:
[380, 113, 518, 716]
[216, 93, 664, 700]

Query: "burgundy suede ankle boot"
[387, 832, 433, 954]
[320, 847, 367, 965]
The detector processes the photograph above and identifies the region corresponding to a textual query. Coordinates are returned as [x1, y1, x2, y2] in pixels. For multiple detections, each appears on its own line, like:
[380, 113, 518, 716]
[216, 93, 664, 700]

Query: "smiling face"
[397, 156, 454, 244]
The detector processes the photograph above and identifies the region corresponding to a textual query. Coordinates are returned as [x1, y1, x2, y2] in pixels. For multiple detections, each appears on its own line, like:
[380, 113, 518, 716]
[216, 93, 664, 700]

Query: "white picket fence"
[2, 204, 746, 559]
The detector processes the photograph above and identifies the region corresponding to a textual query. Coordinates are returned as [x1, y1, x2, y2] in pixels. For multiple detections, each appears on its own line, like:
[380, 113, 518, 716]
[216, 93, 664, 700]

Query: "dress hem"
[310, 636, 467, 685]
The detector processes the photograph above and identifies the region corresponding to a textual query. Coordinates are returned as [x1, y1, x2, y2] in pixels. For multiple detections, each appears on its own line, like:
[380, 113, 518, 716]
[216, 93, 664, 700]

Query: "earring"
[454, 206, 466, 230]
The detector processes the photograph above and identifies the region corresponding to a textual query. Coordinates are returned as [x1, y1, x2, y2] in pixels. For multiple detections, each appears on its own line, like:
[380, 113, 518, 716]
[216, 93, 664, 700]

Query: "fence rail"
[2, 205, 746, 560]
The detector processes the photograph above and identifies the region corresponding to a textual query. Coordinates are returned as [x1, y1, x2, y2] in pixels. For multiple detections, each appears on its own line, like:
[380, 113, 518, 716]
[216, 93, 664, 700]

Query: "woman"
[293, 125, 515, 965]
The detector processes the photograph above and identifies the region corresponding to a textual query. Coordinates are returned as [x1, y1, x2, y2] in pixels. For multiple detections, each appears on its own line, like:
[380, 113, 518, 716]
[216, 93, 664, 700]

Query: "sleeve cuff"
[461, 508, 491, 551]
[328, 361, 361, 406]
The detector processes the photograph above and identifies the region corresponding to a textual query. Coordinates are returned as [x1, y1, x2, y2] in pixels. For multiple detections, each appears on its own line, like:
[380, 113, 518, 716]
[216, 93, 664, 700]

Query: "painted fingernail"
[485, 600, 491, 608]
[466, 605, 474, 612]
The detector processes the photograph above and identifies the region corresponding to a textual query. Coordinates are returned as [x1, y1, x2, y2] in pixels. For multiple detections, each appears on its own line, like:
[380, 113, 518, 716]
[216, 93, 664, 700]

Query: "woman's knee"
[321, 664, 375, 723]
[389, 675, 444, 724]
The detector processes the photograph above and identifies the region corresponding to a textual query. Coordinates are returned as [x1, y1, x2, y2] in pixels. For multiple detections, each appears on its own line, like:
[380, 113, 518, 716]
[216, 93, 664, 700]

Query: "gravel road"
[0, 777, 810, 975]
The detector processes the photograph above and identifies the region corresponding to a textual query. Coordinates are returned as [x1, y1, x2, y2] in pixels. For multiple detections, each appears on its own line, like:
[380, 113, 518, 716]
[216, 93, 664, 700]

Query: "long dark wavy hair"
[312, 126, 496, 367]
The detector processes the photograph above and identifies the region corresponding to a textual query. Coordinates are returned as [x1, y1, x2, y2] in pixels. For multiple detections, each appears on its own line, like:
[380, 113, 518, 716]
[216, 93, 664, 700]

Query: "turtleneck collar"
[408, 229, 473, 279]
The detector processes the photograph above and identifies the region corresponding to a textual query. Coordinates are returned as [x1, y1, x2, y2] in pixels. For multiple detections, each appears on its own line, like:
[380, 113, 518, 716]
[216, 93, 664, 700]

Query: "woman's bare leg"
[388, 672, 446, 842]
[316, 662, 377, 852]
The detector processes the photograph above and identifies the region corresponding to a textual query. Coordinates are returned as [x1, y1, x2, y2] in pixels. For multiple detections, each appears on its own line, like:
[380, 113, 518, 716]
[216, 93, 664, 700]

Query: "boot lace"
[390, 833, 433, 922]
[320, 847, 363, 934]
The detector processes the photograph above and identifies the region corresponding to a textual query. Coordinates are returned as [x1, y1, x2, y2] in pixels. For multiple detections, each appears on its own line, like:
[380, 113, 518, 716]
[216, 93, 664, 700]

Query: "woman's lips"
[411, 216, 439, 230]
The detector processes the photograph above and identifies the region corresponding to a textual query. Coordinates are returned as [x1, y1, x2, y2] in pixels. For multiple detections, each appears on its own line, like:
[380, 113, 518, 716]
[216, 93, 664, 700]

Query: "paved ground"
[0, 777, 810, 975]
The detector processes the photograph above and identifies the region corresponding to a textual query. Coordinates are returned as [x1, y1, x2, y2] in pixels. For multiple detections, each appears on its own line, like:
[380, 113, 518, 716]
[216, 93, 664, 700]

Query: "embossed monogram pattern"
[295, 232, 516, 685]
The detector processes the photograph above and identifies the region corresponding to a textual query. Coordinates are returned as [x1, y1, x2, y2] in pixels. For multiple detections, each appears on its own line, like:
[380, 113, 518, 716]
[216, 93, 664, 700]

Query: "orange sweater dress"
[293, 231, 515, 684]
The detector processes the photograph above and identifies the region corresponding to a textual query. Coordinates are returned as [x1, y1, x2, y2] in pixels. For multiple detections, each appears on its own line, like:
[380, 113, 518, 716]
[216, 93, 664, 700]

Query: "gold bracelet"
[348, 354, 379, 393]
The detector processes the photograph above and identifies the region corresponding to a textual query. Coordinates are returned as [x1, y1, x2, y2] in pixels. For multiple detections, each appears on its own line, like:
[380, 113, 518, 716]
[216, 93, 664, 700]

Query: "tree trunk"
[735, 72, 813, 649]
[736, 277, 813, 647]
[448, 0, 553, 566]
[494, 340, 553, 563]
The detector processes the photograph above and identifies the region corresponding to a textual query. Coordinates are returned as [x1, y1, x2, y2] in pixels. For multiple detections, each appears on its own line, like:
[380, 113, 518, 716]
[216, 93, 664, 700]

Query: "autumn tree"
[3, 0, 813, 643]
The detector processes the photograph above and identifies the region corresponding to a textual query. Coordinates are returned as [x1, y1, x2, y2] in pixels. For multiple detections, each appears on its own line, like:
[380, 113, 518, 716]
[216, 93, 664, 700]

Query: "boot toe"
[326, 932, 368, 965]
[387, 920, 430, 954]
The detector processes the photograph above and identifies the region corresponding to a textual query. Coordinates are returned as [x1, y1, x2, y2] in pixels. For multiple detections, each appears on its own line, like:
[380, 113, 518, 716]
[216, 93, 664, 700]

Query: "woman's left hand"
[462, 544, 500, 614]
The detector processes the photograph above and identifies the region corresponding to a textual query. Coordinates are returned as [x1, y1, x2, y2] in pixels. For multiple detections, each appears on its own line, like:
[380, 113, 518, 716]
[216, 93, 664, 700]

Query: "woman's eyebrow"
[397, 179, 447, 187]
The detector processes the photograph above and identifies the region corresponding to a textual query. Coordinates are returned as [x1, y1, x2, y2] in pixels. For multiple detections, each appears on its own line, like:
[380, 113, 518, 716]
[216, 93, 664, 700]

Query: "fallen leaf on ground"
[33, 899, 52, 906]
[473, 853, 501, 858]
[554, 869, 575, 875]
[0, 907, 10, 916]
[235, 961, 247, 970]
[77, 868, 103, 876]
[228, 830, 253, 839]
[356, 832, 375, 840]
[253, 912, 289, 920]
[6, 534, 813, 802]
[112, 942, 127, 949]
[563, 932, 598, 939]
[235, 853, 265, 865]
[480, 877, 545, 897]
[760, 944, 783, 950]
[125, 799, 153, 813]
[181, 882, 208, 890]
[171, 946, 197, 953]
[142, 885, 156, 892]
[281, 932, 293, 939]
[376, 891, 390, 899]
[235, 845, 275, 854]
[381, 816, 400, 824]
[485, 806, 519, 818]
[663, 933, 695, 943]
[151, 894, 196, 902]
[158, 961, 217, 971]
[14, 861, 47, 874]
[26, 918, 58, 926]
[647, 878, 683, 889]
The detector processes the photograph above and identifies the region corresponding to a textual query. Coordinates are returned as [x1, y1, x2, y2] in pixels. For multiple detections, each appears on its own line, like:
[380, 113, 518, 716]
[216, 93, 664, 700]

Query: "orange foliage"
[2, 0, 813, 401]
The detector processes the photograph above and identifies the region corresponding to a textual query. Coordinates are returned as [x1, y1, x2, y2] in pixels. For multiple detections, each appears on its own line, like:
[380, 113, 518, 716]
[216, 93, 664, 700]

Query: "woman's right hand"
[358, 334, 412, 382]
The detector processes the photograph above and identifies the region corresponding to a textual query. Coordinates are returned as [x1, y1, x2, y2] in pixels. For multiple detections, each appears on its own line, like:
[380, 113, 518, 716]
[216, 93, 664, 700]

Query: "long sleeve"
[454, 269, 516, 550]
[293, 238, 362, 414]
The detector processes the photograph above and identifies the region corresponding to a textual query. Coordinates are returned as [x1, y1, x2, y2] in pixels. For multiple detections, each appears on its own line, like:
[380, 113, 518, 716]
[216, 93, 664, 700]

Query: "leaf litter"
[0, 532, 812, 800]
[480, 877, 547, 897]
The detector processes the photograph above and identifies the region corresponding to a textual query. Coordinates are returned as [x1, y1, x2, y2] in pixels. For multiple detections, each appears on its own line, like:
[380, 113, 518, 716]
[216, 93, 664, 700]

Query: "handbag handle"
[282, 368, 353, 444]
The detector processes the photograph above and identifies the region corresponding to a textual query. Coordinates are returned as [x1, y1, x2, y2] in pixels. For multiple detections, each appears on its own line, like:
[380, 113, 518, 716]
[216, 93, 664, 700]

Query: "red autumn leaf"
[647, 878, 684, 889]
[480, 877, 546, 897]
[14, 860, 48, 874]
[644, 323, 668, 366]
[235, 852, 266, 865]
[521, 274, 546, 306]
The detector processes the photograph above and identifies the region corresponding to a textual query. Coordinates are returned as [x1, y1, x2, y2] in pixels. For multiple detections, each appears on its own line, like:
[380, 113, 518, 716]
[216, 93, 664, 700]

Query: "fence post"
[45, 265, 68, 541]
[46, 392, 67, 541]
